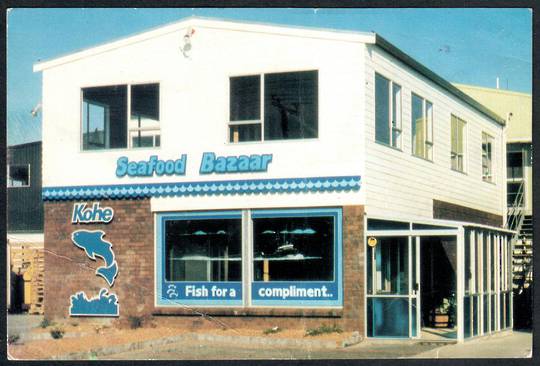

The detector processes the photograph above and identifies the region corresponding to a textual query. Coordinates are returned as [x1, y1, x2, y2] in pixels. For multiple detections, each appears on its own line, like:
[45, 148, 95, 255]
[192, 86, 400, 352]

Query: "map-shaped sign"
[71, 230, 118, 286]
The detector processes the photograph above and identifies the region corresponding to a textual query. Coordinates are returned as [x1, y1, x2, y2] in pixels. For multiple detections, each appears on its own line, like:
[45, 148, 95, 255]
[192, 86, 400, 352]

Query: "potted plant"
[431, 293, 456, 328]
[433, 298, 451, 327]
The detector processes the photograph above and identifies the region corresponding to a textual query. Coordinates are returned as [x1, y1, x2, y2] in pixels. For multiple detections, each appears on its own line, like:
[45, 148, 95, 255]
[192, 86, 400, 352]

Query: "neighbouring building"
[455, 84, 533, 329]
[7, 141, 45, 314]
[34, 17, 514, 342]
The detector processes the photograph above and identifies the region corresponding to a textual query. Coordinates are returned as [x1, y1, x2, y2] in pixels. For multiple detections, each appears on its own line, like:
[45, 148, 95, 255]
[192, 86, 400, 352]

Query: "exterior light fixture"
[181, 27, 195, 58]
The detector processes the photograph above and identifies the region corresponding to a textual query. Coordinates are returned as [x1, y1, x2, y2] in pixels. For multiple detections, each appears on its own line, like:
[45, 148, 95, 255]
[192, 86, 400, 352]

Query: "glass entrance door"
[366, 236, 420, 338]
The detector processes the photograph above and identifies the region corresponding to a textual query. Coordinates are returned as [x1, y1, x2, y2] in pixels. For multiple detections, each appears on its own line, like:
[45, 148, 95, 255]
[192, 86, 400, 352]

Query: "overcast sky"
[7, 7, 532, 145]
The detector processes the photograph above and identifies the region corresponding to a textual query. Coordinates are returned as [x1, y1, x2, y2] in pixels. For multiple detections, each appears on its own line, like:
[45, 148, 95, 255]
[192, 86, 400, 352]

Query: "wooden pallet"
[10, 245, 45, 314]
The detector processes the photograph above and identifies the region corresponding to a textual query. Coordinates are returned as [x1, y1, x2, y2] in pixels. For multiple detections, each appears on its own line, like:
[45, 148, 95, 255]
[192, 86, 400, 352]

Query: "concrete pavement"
[414, 330, 532, 358]
[105, 330, 532, 360]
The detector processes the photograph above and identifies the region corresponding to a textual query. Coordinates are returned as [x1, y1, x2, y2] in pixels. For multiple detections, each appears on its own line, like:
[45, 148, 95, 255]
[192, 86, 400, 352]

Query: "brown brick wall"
[44, 199, 155, 320]
[44, 201, 365, 332]
[433, 199, 503, 227]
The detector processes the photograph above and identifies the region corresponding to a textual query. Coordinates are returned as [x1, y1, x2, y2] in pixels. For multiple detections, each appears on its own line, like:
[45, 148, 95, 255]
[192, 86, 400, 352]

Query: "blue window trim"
[251, 207, 343, 307]
[156, 210, 243, 306]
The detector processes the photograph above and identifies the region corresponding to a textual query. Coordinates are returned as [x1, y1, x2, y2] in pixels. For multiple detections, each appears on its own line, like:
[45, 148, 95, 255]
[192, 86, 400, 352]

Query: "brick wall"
[44, 199, 155, 320]
[44, 201, 365, 332]
[433, 199, 503, 227]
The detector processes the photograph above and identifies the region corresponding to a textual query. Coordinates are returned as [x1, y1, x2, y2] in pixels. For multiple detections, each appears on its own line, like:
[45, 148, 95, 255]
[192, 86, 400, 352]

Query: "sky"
[7, 7, 532, 146]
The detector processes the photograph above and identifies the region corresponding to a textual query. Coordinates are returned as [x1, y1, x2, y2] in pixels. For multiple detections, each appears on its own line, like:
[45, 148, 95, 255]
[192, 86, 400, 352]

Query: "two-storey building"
[34, 17, 513, 342]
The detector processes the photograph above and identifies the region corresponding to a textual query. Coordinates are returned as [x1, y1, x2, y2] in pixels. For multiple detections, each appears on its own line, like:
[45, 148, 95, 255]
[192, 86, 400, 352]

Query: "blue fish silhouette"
[72, 230, 118, 286]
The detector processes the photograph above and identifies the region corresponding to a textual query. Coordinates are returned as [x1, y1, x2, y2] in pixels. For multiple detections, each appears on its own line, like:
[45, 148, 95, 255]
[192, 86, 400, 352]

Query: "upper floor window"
[375, 73, 402, 149]
[411, 93, 433, 160]
[482, 132, 494, 182]
[82, 83, 160, 151]
[229, 71, 318, 143]
[450, 115, 467, 172]
[7, 164, 30, 187]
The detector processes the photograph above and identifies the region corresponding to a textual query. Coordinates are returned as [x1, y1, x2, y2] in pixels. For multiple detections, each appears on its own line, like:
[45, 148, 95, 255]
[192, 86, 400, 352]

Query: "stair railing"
[505, 181, 532, 294]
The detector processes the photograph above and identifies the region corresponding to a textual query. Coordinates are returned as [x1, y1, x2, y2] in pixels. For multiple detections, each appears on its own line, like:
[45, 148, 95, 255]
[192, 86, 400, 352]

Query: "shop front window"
[158, 211, 243, 306]
[253, 216, 333, 282]
[165, 219, 242, 282]
[156, 208, 342, 307]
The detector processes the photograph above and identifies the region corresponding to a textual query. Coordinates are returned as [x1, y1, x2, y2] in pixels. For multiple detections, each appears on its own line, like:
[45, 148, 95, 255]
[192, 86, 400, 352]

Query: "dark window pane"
[483, 294, 489, 333]
[507, 151, 523, 179]
[8, 165, 30, 187]
[464, 296, 471, 338]
[372, 237, 408, 295]
[229, 124, 261, 143]
[132, 136, 155, 148]
[375, 74, 390, 144]
[507, 182, 523, 207]
[131, 84, 159, 120]
[82, 85, 127, 149]
[264, 71, 318, 140]
[367, 218, 409, 230]
[230, 75, 260, 121]
[253, 216, 333, 281]
[165, 219, 242, 282]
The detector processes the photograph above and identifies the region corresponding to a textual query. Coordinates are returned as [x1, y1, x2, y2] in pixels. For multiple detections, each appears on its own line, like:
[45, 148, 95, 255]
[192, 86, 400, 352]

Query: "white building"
[35, 17, 513, 342]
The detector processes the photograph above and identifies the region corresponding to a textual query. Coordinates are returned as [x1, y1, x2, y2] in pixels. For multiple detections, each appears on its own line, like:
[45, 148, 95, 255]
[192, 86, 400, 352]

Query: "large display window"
[157, 211, 243, 306]
[156, 208, 342, 307]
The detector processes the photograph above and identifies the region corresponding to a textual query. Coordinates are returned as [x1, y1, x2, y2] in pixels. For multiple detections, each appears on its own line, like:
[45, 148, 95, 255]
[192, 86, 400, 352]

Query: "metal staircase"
[505, 181, 533, 295]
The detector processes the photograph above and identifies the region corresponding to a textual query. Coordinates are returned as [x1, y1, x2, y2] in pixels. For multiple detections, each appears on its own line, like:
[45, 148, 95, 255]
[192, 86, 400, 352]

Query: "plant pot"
[433, 313, 450, 328]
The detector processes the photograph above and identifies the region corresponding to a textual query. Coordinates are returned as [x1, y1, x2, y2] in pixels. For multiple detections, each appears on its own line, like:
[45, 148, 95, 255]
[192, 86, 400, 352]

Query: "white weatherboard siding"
[40, 20, 366, 210]
[364, 45, 505, 220]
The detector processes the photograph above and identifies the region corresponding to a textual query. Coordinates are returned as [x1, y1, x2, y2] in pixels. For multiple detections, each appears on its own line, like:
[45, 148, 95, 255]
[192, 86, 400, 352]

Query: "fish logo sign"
[70, 288, 119, 317]
[71, 230, 118, 287]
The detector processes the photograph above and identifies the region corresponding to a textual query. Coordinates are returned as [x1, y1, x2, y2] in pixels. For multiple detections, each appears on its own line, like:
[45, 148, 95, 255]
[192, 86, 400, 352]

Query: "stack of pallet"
[9, 244, 45, 314]
[10, 244, 35, 274]
[29, 249, 45, 314]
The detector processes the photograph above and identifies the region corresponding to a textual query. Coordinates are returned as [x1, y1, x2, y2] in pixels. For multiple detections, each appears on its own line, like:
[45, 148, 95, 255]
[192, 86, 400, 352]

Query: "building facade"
[35, 17, 513, 341]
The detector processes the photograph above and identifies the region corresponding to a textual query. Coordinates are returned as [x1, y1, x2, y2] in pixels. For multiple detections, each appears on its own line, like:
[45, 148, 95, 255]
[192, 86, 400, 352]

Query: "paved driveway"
[105, 331, 532, 360]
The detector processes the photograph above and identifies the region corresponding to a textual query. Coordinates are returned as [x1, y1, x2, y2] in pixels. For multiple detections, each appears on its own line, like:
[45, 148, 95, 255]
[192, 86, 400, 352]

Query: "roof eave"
[374, 34, 506, 126]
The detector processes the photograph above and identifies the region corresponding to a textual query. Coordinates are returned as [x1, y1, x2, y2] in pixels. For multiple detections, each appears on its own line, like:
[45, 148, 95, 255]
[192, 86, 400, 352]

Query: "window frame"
[80, 81, 162, 152]
[7, 164, 31, 188]
[227, 70, 319, 144]
[156, 210, 244, 307]
[482, 132, 494, 183]
[450, 114, 467, 173]
[250, 208, 342, 307]
[374, 72, 402, 150]
[411, 93, 434, 161]
[155, 207, 343, 308]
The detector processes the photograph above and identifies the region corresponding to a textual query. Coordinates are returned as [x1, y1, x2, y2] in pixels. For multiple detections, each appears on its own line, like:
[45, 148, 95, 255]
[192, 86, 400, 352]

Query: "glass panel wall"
[463, 229, 511, 340]
[367, 236, 410, 338]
